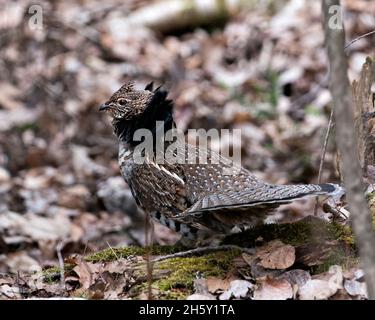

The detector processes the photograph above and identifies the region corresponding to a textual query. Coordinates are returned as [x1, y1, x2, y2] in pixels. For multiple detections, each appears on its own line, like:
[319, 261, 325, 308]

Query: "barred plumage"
[99, 82, 344, 242]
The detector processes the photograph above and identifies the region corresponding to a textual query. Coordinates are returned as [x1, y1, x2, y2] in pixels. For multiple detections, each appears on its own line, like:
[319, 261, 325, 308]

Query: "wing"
[186, 183, 339, 215]
[181, 143, 340, 216]
[126, 158, 189, 215]
[127, 159, 216, 231]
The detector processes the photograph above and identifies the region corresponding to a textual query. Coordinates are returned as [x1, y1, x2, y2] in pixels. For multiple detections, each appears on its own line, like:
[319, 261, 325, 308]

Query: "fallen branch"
[152, 245, 255, 262]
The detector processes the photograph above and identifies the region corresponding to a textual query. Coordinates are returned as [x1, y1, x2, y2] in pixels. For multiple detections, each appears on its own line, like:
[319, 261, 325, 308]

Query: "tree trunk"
[322, 0, 375, 299]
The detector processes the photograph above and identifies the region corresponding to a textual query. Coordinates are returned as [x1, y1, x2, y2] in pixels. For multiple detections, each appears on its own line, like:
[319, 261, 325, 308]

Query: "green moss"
[124, 249, 239, 299]
[42, 264, 74, 283]
[154, 250, 240, 292]
[327, 223, 354, 246]
[222, 216, 354, 247]
[85, 245, 184, 263]
[85, 246, 145, 263]
[367, 192, 375, 230]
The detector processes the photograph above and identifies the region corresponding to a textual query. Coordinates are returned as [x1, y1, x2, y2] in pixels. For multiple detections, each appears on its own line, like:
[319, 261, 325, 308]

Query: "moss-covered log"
[41, 216, 358, 299]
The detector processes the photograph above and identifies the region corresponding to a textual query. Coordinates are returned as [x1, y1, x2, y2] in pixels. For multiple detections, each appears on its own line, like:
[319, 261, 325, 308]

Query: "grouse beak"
[99, 103, 110, 111]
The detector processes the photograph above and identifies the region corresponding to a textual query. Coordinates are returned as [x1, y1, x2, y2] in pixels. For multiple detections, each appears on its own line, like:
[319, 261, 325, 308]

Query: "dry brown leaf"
[0, 83, 22, 110]
[5, 252, 41, 273]
[102, 260, 131, 274]
[206, 277, 233, 293]
[0, 211, 72, 242]
[58, 184, 90, 210]
[256, 240, 295, 269]
[241, 253, 283, 280]
[253, 278, 293, 300]
[298, 265, 343, 300]
[71, 258, 101, 290]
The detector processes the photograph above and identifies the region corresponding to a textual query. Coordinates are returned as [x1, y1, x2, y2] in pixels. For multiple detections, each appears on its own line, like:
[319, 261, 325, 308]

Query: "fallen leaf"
[0, 211, 72, 241]
[0, 108, 39, 132]
[253, 278, 293, 300]
[344, 279, 367, 299]
[5, 252, 41, 273]
[256, 240, 295, 269]
[241, 253, 282, 280]
[219, 280, 253, 300]
[298, 265, 343, 300]
[71, 257, 101, 290]
[277, 269, 311, 287]
[58, 184, 90, 210]
[71, 145, 107, 177]
[0, 284, 21, 299]
[206, 277, 232, 293]
[0, 82, 22, 110]
[102, 260, 131, 274]
[298, 279, 334, 300]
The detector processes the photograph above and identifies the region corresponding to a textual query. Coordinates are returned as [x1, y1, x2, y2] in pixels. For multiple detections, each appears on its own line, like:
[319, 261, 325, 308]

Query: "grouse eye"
[117, 98, 127, 106]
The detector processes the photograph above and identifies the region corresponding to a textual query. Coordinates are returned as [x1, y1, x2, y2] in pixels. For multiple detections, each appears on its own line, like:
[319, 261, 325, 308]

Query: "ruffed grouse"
[99, 82, 342, 242]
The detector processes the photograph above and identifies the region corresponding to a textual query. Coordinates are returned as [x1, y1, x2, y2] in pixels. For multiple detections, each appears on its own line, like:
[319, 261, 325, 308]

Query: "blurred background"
[0, 0, 373, 274]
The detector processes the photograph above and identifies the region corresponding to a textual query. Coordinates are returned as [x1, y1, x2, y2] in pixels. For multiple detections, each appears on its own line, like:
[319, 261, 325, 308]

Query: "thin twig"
[323, 200, 349, 221]
[152, 245, 255, 263]
[345, 30, 375, 50]
[56, 241, 66, 290]
[314, 108, 334, 215]
[144, 213, 154, 300]
[106, 241, 119, 260]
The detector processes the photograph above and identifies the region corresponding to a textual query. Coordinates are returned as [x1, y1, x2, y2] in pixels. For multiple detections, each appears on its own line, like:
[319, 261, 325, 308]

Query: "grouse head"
[99, 82, 153, 120]
[99, 82, 174, 145]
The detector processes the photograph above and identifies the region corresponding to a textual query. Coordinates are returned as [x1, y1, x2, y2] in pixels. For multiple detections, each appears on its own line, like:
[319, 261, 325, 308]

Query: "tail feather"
[276, 183, 345, 200]
[318, 183, 345, 199]
[185, 183, 344, 215]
